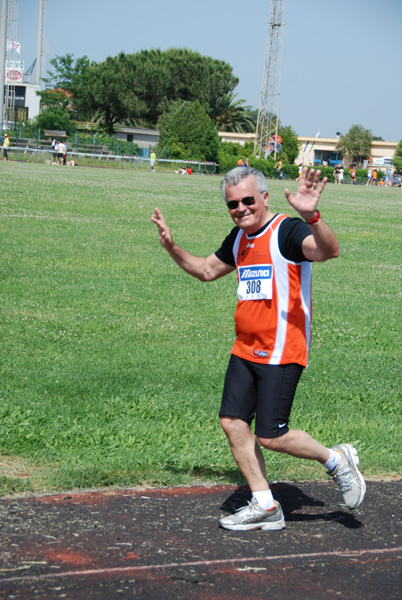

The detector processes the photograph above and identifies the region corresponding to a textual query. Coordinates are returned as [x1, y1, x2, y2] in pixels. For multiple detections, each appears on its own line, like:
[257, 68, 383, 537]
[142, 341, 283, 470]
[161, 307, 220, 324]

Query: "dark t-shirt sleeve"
[215, 226, 239, 266]
[278, 217, 312, 262]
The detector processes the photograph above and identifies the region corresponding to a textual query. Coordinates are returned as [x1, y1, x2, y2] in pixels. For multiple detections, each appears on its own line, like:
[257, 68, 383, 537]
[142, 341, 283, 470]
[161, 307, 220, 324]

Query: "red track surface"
[1, 480, 401, 599]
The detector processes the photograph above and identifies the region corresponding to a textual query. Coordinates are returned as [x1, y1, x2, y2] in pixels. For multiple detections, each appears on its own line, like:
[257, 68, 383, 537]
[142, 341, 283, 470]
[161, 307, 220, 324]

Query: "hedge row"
[218, 158, 387, 183]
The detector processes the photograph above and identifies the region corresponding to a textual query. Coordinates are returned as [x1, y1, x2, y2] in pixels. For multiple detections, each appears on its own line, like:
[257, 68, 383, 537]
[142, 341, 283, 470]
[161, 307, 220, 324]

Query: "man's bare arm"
[151, 208, 235, 281]
[284, 168, 340, 262]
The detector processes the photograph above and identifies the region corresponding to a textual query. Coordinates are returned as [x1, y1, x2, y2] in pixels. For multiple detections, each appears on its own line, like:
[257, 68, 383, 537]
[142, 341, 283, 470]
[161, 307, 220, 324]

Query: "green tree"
[218, 124, 300, 174]
[43, 53, 90, 91]
[37, 89, 70, 111]
[80, 53, 147, 134]
[156, 100, 220, 162]
[141, 48, 238, 124]
[213, 93, 256, 133]
[41, 49, 239, 134]
[336, 124, 373, 164]
[70, 49, 238, 133]
[392, 140, 402, 172]
[278, 125, 300, 164]
[34, 106, 76, 135]
[42, 53, 91, 120]
[35, 88, 76, 135]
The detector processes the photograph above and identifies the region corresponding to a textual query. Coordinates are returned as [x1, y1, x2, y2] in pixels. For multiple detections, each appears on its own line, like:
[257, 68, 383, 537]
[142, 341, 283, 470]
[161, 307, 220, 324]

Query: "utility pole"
[35, 0, 43, 86]
[0, 0, 7, 131]
[254, 0, 287, 160]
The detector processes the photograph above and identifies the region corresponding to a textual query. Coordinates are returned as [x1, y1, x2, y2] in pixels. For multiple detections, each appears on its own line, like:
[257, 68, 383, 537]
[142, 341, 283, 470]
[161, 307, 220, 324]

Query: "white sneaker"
[329, 443, 366, 509]
[219, 498, 285, 531]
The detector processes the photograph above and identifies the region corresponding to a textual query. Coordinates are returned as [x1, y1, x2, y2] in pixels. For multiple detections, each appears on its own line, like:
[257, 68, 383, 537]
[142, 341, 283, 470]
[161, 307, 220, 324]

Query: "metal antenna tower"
[4, 0, 18, 128]
[35, 0, 48, 88]
[254, 0, 287, 159]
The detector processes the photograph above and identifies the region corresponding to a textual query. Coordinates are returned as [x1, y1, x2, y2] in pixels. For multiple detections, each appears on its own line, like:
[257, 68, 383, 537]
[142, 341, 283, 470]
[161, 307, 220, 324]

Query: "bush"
[313, 166, 335, 183]
[282, 164, 299, 179]
[156, 100, 220, 162]
[217, 141, 278, 175]
[278, 125, 300, 164]
[339, 168, 386, 185]
[357, 168, 369, 182]
[218, 153, 240, 173]
[217, 141, 248, 173]
[108, 138, 139, 156]
[34, 107, 76, 136]
[249, 158, 275, 177]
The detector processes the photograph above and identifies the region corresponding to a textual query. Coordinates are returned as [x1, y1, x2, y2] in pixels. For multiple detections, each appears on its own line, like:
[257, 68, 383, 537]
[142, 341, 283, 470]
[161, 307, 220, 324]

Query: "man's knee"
[220, 416, 248, 438]
[257, 433, 288, 452]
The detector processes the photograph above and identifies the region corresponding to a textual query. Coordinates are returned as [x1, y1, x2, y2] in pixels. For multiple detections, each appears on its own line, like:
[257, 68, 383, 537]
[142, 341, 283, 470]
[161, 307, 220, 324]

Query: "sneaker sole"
[219, 518, 286, 532]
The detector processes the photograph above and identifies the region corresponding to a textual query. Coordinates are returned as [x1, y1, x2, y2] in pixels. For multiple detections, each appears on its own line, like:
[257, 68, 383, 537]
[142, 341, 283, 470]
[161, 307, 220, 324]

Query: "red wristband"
[305, 210, 321, 225]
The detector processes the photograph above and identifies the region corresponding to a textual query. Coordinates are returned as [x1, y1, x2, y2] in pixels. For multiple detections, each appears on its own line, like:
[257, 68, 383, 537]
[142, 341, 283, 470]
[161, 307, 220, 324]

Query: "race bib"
[237, 264, 273, 300]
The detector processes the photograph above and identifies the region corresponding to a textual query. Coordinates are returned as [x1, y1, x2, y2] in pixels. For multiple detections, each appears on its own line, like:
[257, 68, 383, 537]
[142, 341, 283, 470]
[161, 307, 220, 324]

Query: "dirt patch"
[0, 455, 33, 479]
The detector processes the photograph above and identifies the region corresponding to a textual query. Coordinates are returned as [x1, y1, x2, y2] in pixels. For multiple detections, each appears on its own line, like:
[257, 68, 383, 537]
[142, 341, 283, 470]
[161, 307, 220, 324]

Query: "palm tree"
[213, 93, 256, 133]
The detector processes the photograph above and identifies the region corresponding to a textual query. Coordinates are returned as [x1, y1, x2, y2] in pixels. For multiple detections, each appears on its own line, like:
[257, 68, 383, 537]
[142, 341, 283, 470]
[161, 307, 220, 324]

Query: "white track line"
[0, 547, 401, 585]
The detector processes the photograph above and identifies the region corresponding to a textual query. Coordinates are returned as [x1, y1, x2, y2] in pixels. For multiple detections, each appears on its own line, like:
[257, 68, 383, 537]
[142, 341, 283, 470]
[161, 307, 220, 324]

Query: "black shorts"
[219, 355, 304, 438]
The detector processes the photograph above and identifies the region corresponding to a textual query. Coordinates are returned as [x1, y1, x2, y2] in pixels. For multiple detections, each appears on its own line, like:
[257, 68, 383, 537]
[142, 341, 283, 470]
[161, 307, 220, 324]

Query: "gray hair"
[220, 167, 268, 201]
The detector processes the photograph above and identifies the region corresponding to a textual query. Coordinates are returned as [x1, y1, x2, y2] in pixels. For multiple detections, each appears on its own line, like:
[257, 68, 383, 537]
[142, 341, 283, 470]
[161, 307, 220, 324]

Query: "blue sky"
[16, 0, 402, 141]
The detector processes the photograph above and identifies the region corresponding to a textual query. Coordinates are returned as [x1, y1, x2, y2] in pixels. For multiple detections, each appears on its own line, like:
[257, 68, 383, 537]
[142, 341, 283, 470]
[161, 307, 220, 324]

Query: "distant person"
[2, 134, 10, 160]
[51, 139, 57, 161]
[244, 158, 250, 168]
[296, 164, 303, 181]
[372, 169, 378, 186]
[275, 159, 283, 179]
[339, 166, 344, 184]
[57, 140, 66, 166]
[384, 168, 392, 185]
[334, 165, 341, 184]
[150, 150, 157, 172]
[237, 159, 244, 167]
[350, 166, 356, 185]
[366, 169, 372, 186]
[151, 166, 366, 532]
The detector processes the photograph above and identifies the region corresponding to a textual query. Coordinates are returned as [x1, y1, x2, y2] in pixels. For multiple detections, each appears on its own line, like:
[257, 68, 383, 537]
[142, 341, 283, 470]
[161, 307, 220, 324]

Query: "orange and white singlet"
[231, 214, 312, 367]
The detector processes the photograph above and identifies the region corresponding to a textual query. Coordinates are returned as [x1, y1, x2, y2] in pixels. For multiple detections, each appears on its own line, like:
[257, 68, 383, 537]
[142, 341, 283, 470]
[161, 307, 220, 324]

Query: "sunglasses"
[226, 196, 256, 210]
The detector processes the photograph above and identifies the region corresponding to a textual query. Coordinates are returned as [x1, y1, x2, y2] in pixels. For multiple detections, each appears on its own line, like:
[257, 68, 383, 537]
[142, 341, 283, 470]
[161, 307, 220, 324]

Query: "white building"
[218, 132, 398, 169]
[14, 81, 41, 121]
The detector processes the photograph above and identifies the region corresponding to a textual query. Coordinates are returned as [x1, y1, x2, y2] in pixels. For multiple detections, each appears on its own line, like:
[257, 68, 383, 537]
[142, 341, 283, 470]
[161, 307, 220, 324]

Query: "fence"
[4, 144, 218, 174]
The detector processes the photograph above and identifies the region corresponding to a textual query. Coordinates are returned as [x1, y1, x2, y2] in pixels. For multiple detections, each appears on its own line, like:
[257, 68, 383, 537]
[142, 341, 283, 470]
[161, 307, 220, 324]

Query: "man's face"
[225, 177, 270, 234]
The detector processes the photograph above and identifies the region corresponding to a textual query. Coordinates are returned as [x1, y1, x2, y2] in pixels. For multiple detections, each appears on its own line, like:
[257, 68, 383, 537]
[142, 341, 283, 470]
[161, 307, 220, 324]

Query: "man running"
[151, 166, 366, 531]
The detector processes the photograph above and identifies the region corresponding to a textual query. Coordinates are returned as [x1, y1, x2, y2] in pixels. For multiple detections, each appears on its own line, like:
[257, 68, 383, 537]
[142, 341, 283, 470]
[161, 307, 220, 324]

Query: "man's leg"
[219, 416, 285, 531]
[220, 416, 269, 492]
[258, 430, 366, 509]
[219, 356, 271, 492]
[218, 357, 285, 530]
[252, 362, 366, 511]
[257, 428, 330, 463]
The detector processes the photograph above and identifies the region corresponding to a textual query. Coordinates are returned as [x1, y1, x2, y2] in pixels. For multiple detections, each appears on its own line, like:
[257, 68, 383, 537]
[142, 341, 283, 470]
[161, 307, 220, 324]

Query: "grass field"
[1, 162, 401, 496]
